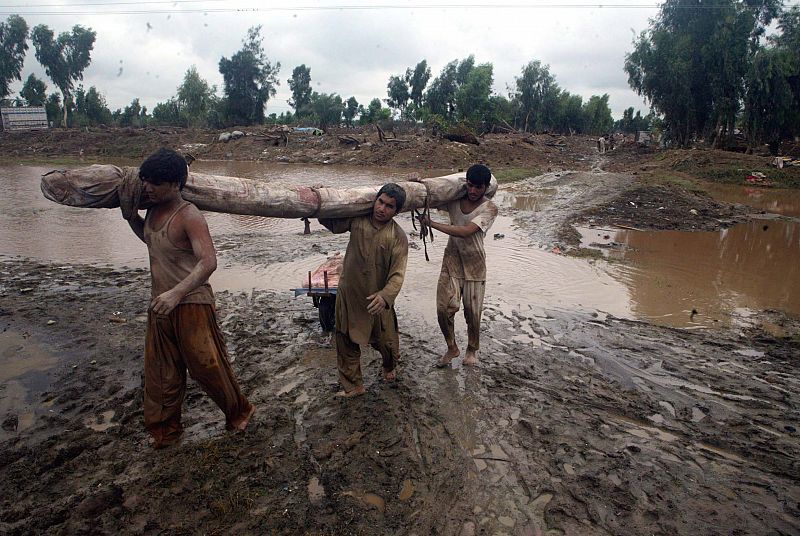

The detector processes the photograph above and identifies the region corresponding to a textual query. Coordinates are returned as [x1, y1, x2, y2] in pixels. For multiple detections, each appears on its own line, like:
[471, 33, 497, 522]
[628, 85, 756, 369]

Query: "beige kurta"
[319, 215, 409, 345]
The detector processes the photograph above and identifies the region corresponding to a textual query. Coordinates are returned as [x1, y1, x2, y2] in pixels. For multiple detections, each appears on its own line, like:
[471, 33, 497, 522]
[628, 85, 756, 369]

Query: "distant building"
[0, 106, 49, 131]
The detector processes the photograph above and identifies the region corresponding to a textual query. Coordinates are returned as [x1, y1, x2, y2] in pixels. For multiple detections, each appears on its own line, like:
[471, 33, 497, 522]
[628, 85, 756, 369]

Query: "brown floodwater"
[578, 219, 800, 327]
[1, 162, 799, 334]
[703, 183, 800, 218]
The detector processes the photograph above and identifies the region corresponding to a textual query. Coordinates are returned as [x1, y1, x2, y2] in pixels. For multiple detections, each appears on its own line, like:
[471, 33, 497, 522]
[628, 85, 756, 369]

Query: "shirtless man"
[319, 184, 409, 397]
[419, 164, 498, 367]
[123, 148, 254, 448]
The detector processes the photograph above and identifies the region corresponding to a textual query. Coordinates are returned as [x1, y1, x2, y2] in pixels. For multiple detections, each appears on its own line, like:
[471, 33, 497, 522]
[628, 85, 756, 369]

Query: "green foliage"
[0, 14, 29, 99]
[386, 75, 410, 114]
[218, 26, 280, 126]
[454, 62, 493, 124]
[514, 60, 560, 132]
[119, 98, 147, 128]
[583, 94, 614, 135]
[625, 0, 781, 147]
[72, 84, 112, 126]
[178, 66, 217, 127]
[152, 98, 183, 127]
[44, 92, 60, 124]
[20, 73, 46, 106]
[31, 23, 96, 127]
[744, 7, 800, 151]
[615, 107, 652, 133]
[359, 97, 390, 125]
[343, 96, 359, 126]
[287, 64, 312, 117]
[308, 91, 343, 130]
[406, 60, 431, 109]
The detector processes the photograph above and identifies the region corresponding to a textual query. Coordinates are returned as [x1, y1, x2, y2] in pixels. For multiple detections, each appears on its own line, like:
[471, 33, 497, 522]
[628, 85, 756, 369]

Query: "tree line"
[3, 14, 652, 136]
[626, 0, 800, 152]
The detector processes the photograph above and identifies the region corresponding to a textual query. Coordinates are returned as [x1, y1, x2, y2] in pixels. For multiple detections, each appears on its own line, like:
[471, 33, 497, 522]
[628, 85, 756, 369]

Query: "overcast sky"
[4, 0, 659, 119]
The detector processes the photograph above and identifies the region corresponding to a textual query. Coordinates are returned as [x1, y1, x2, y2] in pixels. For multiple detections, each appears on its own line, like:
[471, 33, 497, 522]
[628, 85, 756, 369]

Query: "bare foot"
[435, 347, 460, 368]
[463, 350, 479, 366]
[231, 404, 256, 432]
[383, 369, 397, 382]
[335, 385, 366, 398]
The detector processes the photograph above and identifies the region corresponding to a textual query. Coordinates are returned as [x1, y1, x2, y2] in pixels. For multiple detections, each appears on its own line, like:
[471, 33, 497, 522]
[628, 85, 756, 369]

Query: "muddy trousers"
[335, 315, 400, 392]
[436, 273, 486, 352]
[144, 304, 252, 445]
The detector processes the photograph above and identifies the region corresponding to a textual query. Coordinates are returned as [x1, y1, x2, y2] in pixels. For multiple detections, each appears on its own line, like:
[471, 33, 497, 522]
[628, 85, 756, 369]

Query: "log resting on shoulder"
[40, 164, 498, 219]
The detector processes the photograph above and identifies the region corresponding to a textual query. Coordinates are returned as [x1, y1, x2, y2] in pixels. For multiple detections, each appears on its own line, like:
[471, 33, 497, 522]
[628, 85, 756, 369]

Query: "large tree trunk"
[40, 165, 498, 219]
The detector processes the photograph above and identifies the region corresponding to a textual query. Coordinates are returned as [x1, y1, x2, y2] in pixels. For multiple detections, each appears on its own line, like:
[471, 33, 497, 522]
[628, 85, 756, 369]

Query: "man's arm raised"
[418, 214, 481, 238]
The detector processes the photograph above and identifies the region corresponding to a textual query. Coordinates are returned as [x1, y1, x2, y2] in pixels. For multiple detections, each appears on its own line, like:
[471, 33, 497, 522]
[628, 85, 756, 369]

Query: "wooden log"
[40, 164, 498, 219]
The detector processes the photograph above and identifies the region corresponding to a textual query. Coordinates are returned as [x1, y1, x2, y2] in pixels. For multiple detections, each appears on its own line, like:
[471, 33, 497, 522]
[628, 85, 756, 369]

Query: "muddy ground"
[1, 128, 799, 535]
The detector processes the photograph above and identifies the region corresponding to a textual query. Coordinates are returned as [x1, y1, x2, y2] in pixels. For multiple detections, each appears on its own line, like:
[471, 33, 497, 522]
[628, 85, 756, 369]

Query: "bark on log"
[40, 164, 498, 219]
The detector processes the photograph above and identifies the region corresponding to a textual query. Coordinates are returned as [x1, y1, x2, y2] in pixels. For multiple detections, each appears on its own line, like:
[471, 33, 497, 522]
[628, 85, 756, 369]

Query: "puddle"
[578, 219, 800, 328]
[85, 409, 117, 432]
[0, 330, 61, 436]
[704, 183, 800, 218]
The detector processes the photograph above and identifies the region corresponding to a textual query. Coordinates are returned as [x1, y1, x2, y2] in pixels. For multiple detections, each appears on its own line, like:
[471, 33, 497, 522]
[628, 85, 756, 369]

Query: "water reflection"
[704, 183, 800, 218]
[581, 220, 800, 326]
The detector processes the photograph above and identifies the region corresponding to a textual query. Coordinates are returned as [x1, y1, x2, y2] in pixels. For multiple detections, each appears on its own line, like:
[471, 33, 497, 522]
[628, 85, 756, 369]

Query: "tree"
[386, 75, 410, 115]
[119, 97, 147, 128]
[152, 98, 183, 126]
[582, 94, 614, 135]
[625, 0, 780, 147]
[73, 85, 112, 126]
[177, 66, 216, 127]
[343, 96, 359, 126]
[514, 60, 562, 132]
[425, 59, 460, 119]
[44, 92, 61, 124]
[406, 60, 431, 109]
[359, 97, 390, 125]
[454, 62, 493, 124]
[287, 64, 312, 118]
[31, 23, 96, 127]
[218, 25, 280, 125]
[20, 73, 46, 106]
[308, 92, 343, 130]
[743, 7, 800, 154]
[0, 15, 29, 100]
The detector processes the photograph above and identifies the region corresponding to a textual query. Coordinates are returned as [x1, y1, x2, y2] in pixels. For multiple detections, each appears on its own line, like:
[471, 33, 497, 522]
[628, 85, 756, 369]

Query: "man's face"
[466, 180, 488, 202]
[141, 179, 179, 206]
[372, 193, 398, 224]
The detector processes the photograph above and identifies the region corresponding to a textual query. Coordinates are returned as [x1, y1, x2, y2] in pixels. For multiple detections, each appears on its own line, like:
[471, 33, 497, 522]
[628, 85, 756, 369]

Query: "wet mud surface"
[1, 255, 798, 534]
[2, 139, 800, 534]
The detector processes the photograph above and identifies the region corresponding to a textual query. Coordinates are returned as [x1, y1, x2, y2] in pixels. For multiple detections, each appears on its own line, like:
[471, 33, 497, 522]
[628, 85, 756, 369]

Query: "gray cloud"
[7, 2, 655, 118]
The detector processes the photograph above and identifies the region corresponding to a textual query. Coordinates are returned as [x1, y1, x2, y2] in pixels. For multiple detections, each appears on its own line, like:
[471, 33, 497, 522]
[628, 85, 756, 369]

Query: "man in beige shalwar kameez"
[319, 183, 409, 397]
[419, 164, 498, 368]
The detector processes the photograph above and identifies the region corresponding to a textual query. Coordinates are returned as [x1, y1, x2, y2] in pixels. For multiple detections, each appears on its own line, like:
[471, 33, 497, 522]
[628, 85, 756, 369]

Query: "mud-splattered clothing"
[319, 215, 408, 391]
[142, 201, 251, 445]
[438, 198, 497, 352]
[144, 304, 252, 445]
[144, 201, 214, 305]
[441, 199, 498, 281]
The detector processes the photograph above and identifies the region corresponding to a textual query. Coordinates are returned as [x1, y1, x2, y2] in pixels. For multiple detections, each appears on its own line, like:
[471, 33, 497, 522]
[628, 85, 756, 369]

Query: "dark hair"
[376, 183, 406, 212]
[466, 164, 492, 187]
[139, 148, 189, 190]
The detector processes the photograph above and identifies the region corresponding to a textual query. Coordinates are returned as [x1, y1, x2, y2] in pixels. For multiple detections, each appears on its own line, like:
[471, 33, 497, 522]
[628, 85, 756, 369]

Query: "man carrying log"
[418, 164, 498, 368]
[319, 184, 409, 397]
[122, 148, 254, 448]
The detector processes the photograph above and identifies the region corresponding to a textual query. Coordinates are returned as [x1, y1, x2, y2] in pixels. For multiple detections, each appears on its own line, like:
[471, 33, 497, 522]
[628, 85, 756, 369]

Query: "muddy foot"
[436, 347, 460, 368]
[230, 404, 256, 432]
[383, 369, 397, 382]
[463, 350, 479, 367]
[336, 386, 366, 398]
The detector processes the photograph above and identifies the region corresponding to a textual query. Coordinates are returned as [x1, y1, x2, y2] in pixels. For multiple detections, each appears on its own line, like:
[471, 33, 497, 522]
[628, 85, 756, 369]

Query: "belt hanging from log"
[411, 179, 434, 262]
